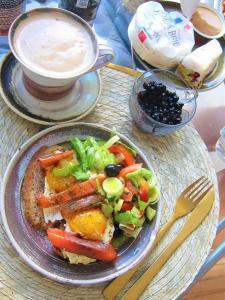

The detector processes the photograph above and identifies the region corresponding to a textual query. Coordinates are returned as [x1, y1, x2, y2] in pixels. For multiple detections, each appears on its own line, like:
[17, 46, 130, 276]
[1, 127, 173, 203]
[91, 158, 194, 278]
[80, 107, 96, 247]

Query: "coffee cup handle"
[89, 43, 115, 72]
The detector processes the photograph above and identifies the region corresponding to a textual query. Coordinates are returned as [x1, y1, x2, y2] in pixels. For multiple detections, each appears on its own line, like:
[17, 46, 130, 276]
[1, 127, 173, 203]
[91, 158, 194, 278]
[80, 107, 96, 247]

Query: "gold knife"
[106, 63, 142, 77]
[120, 188, 215, 300]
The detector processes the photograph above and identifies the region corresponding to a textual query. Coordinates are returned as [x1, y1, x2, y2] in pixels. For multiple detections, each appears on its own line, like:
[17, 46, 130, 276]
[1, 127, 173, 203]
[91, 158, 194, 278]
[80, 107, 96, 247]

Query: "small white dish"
[191, 3, 225, 39]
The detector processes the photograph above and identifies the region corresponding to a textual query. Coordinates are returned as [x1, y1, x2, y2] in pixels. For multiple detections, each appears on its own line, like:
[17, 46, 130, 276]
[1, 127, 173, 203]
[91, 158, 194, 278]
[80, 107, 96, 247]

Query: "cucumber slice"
[138, 198, 148, 211]
[104, 135, 120, 149]
[146, 206, 156, 222]
[114, 199, 124, 213]
[149, 173, 157, 188]
[149, 186, 160, 203]
[131, 207, 141, 219]
[103, 177, 124, 197]
[112, 235, 127, 249]
[101, 203, 113, 217]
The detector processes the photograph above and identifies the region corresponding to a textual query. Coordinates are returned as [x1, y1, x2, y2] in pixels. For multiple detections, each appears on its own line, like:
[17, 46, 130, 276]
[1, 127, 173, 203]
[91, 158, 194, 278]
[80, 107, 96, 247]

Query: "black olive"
[105, 164, 122, 177]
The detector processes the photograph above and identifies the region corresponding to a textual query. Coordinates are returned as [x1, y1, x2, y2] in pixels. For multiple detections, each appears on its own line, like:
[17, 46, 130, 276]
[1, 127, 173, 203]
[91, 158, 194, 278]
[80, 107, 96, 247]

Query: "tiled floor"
[183, 257, 225, 300]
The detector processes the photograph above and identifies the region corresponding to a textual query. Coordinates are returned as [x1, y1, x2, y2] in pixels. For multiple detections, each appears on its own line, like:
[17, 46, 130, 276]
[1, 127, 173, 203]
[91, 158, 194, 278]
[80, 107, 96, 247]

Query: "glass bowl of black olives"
[129, 69, 197, 135]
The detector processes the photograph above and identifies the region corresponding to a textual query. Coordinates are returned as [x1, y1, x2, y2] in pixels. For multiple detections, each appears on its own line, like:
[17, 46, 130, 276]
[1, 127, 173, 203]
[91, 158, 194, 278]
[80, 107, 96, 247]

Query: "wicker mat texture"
[0, 67, 219, 300]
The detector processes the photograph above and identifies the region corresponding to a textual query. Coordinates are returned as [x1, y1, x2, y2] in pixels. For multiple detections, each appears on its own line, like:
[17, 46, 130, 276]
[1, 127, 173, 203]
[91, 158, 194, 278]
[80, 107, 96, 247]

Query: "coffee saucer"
[0, 52, 101, 125]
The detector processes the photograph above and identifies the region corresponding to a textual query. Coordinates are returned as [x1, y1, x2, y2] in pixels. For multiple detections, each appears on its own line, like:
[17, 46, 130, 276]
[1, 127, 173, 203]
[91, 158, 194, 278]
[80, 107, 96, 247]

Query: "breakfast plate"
[132, 0, 225, 91]
[0, 53, 101, 125]
[0, 122, 161, 285]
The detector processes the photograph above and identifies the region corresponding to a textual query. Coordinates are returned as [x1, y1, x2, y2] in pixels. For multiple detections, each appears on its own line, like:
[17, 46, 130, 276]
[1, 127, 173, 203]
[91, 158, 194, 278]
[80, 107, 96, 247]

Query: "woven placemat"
[0, 67, 219, 300]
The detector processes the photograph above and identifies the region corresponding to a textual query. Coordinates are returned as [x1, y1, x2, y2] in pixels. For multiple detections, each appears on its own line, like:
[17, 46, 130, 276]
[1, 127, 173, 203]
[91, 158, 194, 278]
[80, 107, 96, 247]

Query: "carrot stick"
[39, 150, 74, 169]
[37, 174, 106, 208]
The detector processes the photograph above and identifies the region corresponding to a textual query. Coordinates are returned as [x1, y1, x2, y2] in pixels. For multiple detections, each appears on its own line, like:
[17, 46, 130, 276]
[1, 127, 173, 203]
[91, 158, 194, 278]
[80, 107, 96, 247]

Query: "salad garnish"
[32, 134, 159, 263]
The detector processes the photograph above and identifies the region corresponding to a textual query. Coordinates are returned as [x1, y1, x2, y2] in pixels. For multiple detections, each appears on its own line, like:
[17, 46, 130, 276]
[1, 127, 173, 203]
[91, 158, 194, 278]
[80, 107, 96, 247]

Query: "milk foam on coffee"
[14, 12, 95, 77]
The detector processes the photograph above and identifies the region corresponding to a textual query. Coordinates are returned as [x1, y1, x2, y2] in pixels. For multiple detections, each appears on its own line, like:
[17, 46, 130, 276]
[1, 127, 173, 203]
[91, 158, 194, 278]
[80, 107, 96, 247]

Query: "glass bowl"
[129, 70, 198, 135]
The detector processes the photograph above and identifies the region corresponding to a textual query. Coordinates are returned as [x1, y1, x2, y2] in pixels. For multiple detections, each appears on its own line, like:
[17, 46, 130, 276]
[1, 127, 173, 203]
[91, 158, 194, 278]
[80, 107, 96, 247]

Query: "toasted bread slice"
[22, 145, 64, 230]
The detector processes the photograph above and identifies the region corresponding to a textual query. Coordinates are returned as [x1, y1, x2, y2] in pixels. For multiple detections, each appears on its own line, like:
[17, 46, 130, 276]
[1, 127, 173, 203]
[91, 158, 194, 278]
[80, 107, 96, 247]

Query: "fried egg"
[67, 208, 107, 241]
[42, 178, 115, 264]
[43, 178, 63, 223]
[63, 213, 114, 264]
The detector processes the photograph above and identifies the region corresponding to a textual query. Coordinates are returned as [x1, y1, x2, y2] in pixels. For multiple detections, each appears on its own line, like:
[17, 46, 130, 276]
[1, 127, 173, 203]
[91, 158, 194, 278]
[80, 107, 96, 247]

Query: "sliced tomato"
[139, 180, 149, 202]
[119, 163, 143, 178]
[127, 224, 135, 229]
[109, 145, 135, 166]
[125, 180, 138, 194]
[121, 202, 133, 211]
[140, 210, 145, 217]
[122, 191, 133, 202]
[47, 228, 117, 261]
[122, 180, 138, 202]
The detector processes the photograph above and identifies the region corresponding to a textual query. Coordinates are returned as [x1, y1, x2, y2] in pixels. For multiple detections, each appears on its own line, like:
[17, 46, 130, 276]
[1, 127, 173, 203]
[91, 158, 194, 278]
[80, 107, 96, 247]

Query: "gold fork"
[103, 176, 212, 300]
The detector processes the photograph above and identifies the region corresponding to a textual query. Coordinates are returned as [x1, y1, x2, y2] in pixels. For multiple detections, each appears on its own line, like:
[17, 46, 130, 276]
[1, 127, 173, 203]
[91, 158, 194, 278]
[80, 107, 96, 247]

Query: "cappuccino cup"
[9, 7, 114, 100]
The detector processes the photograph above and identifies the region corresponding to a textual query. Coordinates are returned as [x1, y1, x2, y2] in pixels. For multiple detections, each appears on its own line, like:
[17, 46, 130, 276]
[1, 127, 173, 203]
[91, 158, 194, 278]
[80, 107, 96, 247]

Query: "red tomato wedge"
[119, 163, 143, 178]
[121, 202, 133, 211]
[125, 180, 138, 194]
[37, 174, 106, 208]
[39, 150, 74, 169]
[47, 228, 117, 261]
[122, 180, 138, 202]
[109, 144, 135, 166]
[122, 191, 133, 202]
[139, 180, 149, 202]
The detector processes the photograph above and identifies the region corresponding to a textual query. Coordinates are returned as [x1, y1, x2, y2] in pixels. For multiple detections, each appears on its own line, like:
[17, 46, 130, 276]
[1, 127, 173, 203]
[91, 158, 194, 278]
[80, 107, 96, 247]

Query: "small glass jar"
[0, 0, 26, 36]
[216, 127, 225, 162]
[59, 0, 101, 25]
[129, 70, 197, 135]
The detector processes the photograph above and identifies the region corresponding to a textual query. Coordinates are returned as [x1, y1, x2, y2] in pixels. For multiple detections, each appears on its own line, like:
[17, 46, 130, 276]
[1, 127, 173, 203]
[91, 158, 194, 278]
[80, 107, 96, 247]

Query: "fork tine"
[180, 176, 205, 197]
[185, 177, 208, 197]
[191, 183, 213, 204]
[189, 180, 210, 200]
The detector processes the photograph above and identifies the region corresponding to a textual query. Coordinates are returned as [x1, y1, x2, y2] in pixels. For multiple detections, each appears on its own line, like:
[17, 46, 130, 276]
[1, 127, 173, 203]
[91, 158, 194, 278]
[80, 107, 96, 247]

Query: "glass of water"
[59, 0, 101, 25]
[215, 127, 225, 162]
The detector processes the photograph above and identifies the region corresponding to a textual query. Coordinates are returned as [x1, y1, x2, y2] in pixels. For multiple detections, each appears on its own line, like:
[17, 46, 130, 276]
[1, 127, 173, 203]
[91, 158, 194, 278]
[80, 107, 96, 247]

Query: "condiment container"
[59, 0, 101, 25]
[216, 127, 225, 162]
[0, 0, 26, 36]
[191, 3, 225, 39]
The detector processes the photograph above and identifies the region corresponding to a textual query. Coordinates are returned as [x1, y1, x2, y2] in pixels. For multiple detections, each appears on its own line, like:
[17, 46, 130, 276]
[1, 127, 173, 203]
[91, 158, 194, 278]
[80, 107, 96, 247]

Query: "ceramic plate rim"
[0, 122, 162, 285]
[0, 52, 102, 125]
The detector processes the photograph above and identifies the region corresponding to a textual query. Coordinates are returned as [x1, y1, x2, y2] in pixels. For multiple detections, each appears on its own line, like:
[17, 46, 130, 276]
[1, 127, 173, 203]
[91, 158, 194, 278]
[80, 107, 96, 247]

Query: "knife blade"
[120, 188, 215, 300]
[106, 63, 142, 77]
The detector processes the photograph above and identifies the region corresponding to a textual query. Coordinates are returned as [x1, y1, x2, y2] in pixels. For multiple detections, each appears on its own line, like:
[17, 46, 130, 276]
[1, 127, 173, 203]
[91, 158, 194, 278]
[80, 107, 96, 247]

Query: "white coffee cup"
[9, 7, 114, 100]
